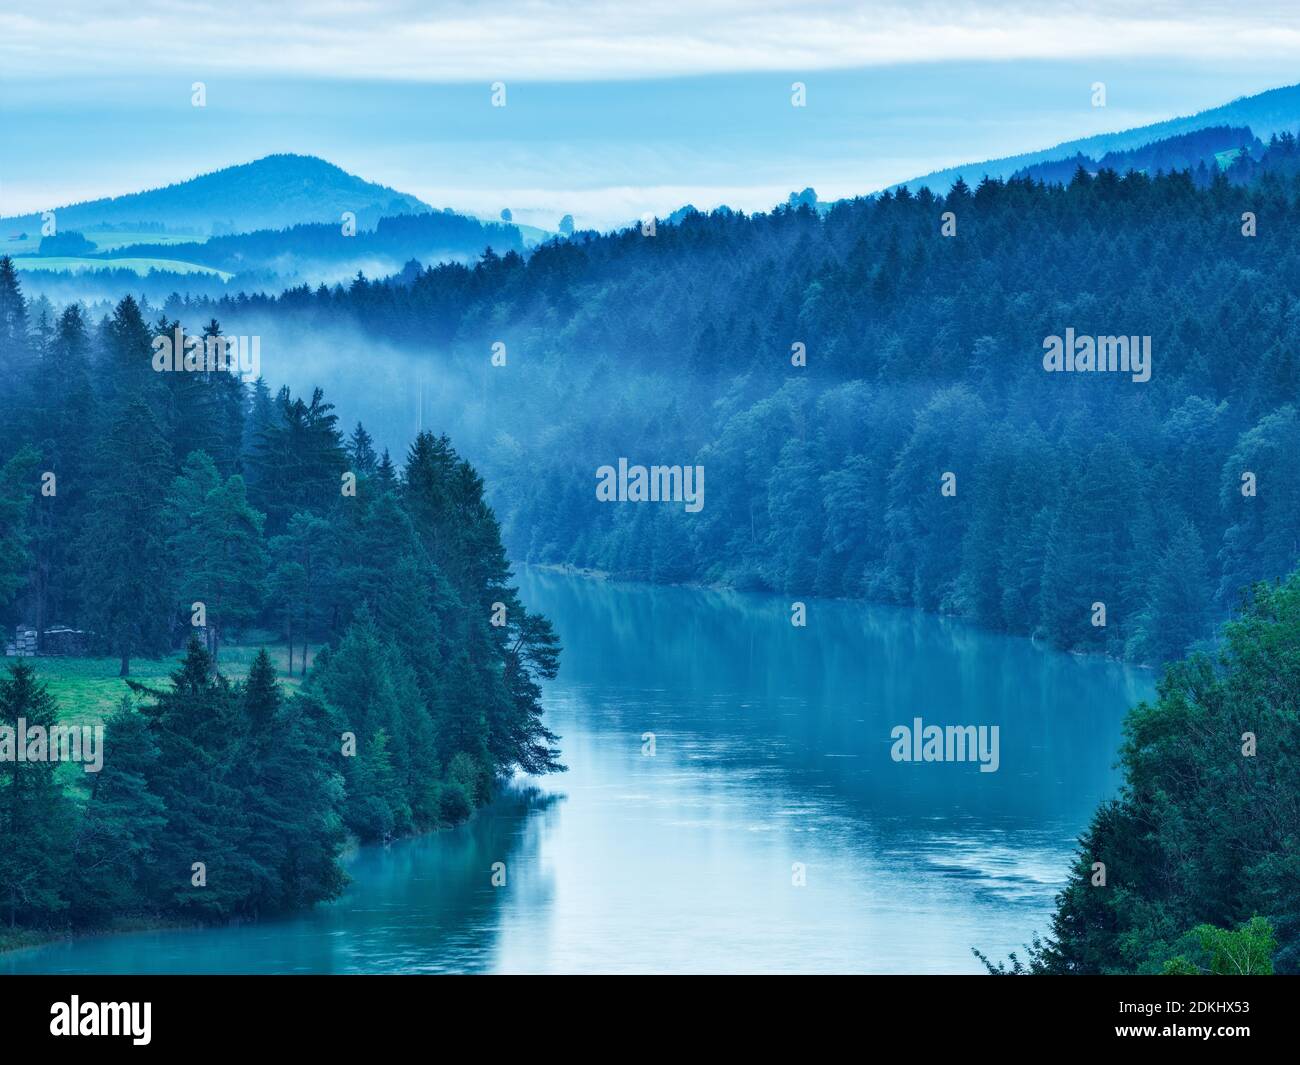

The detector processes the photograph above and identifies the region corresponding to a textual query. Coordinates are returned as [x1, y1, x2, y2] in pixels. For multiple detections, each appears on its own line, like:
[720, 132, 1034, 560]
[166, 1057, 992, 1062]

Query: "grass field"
[0, 229, 208, 256]
[9, 255, 231, 279]
[1, 640, 315, 834]
[16, 641, 313, 727]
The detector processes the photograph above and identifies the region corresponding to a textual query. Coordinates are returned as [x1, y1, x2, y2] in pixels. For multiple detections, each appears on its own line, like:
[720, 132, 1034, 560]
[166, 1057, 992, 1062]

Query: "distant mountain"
[892, 81, 1300, 194]
[0, 154, 433, 236]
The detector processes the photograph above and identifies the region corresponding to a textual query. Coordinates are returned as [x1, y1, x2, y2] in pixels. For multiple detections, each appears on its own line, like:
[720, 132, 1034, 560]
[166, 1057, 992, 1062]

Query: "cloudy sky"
[3, 1, 1299, 228]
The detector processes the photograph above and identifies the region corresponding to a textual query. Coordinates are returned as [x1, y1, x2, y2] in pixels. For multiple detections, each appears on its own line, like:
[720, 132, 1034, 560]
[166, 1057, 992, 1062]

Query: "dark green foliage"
[236, 650, 348, 912]
[346, 422, 378, 477]
[0, 447, 39, 620]
[27, 305, 97, 641]
[0, 270, 561, 936]
[130, 638, 260, 918]
[994, 570, 1300, 974]
[166, 451, 267, 664]
[180, 165, 1300, 663]
[245, 385, 347, 534]
[68, 697, 166, 920]
[0, 663, 73, 928]
[76, 398, 176, 676]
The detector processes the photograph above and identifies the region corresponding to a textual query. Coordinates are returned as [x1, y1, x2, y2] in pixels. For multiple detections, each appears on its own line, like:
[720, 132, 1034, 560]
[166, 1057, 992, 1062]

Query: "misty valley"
[2, 24, 1300, 998]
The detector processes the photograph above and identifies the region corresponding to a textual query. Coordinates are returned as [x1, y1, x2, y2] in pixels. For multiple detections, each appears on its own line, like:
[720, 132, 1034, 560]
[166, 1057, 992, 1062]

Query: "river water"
[3, 569, 1153, 974]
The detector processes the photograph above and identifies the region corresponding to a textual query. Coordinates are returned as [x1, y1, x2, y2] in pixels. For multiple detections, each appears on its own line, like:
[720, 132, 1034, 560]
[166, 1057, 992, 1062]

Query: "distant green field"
[10, 255, 231, 279]
[0, 228, 208, 257]
[514, 223, 554, 248]
[16, 642, 310, 726]
[1215, 148, 1243, 169]
[0, 234, 38, 256]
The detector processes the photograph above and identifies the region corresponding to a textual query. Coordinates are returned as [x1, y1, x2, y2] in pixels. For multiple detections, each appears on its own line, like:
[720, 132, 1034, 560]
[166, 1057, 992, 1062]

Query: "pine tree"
[1145, 519, 1212, 662]
[237, 649, 347, 912]
[77, 399, 175, 675]
[268, 511, 330, 674]
[247, 386, 345, 533]
[103, 295, 159, 409]
[0, 257, 33, 436]
[30, 304, 98, 642]
[311, 612, 414, 837]
[1012, 568, 1300, 974]
[166, 452, 268, 664]
[374, 448, 398, 493]
[132, 637, 259, 918]
[346, 422, 378, 477]
[0, 662, 73, 928]
[70, 697, 167, 919]
[0, 447, 38, 617]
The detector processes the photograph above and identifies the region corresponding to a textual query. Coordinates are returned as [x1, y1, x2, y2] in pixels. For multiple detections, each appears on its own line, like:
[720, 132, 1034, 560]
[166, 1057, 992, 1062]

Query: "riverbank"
[528, 562, 612, 581]
[0, 917, 198, 957]
[3, 571, 1152, 974]
[521, 562, 1162, 670]
[0, 798, 494, 958]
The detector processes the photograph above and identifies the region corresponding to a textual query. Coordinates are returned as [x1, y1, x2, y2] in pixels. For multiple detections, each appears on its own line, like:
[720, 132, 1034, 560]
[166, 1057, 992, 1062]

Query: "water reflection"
[3, 570, 1152, 974]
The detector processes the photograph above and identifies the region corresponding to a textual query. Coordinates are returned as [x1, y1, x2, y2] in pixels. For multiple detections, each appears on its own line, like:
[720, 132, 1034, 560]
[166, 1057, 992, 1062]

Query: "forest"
[0, 263, 562, 933]
[4, 126, 1300, 970]
[148, 140, 1300, 973]
[162, 130, 1300, 667]
[93, 209, 523, 276]
[978, 567, 1300, 975]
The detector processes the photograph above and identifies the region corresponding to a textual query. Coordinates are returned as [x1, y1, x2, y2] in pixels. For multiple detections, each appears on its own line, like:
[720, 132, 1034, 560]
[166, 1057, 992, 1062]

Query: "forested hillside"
[1010, 125, 1260, 186]
[0, 260, 561, 934]
[169, 137, 1300, 664]
[87, 210, 523, 276]
[895, 80, 1300, 194]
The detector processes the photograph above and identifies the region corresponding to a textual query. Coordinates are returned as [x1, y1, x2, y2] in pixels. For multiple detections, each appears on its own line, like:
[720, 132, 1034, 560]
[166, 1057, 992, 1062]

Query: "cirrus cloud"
[3, 0, 1300, 81]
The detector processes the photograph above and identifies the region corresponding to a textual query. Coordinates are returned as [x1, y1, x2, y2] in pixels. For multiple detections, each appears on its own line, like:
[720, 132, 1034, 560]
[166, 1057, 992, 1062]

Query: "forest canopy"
[161, 140, 1300, 666]
[0, 262, 562, 933]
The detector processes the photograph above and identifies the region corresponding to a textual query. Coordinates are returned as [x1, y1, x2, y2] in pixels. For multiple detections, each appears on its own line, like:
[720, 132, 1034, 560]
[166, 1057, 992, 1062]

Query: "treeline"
[1, 647, 347, 928]
[1011, 124, 1261, 186]
[104, 209, 522, 275]
[979, 567, 1300, 975]
[1227, 128, 1300, 185]
[10, 264, 241, 308]
[167, 159, 1300, 664]
[0, 258, 562, 931]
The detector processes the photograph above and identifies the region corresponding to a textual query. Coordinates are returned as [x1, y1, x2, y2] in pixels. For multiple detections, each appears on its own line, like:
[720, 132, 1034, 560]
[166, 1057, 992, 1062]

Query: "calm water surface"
[3, 569, 1154, 974]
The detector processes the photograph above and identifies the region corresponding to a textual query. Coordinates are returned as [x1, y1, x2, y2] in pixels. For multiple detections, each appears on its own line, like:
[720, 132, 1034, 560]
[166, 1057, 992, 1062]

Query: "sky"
[3, 1, 1300, 229]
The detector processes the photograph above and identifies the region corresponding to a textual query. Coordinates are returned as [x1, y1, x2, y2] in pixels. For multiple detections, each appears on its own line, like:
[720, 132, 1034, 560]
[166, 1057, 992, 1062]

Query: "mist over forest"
[4, 20, 1300, 993]
[147, 136, 1300, 670]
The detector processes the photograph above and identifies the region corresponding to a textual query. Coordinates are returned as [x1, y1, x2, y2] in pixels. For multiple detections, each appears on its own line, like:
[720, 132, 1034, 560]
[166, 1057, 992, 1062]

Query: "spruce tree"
[70, 697, 167, 919]
[0, 662, 73, 928]
[77, 398, 175, 676]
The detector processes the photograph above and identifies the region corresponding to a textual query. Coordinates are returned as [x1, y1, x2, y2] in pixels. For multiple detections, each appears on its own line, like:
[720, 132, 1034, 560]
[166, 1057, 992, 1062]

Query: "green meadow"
[0, 229, 208, 256]
[19, 641, 311, 728]
[9, 255, 231, 279]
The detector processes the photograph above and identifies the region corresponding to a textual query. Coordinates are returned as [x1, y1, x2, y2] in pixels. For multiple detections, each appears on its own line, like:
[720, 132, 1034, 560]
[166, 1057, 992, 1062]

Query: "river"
[2, 568, 1154, 974]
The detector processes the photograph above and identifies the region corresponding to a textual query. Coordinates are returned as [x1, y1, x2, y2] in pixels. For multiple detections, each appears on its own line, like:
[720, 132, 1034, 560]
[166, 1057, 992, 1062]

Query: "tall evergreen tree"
[70, 697, 167, 919]
[0, 663, 73, 928]
[166, 451, 268, 664]
[77, 399, 175, 675]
